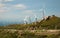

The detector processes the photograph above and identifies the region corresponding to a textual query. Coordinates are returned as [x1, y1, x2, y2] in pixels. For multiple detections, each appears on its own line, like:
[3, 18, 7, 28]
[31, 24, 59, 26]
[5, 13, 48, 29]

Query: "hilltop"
[0, 15, 60, 30]
[0, 15, 60, 38]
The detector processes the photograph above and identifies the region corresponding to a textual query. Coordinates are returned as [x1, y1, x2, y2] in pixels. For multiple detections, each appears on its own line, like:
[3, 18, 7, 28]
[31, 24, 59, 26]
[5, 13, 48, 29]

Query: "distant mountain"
[0, 20, 24, 26]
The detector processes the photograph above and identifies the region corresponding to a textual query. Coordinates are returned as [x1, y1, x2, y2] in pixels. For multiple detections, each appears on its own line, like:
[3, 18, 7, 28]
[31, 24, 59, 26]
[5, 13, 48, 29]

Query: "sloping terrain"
[0, 15, 60, 30]
[0, 15, 60, 38]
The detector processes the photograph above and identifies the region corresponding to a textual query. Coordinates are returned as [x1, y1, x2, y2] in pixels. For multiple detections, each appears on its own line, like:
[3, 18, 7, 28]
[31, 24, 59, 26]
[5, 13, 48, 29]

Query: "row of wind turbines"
[23, 8, 45, 24]
[23, 4, 56, 24]
[24, 15, 38, 24]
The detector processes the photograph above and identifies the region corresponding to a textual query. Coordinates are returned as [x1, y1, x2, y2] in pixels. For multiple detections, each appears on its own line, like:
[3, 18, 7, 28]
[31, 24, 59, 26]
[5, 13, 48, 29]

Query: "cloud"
[12, 4, 27, 10]
[18, 10, 38, 18]
[0, 0, 14, 2]
[22, 10, 34, 15]
[0, 3, 10, 13]
[4, 0, 14, 2]
[0, 9, 9, 13]
[0, 3, 5, 8]
[23, 10, 33, 13]
[39, 9, 43, 11]
[0, 0, 2, 2]
[0, 3, 27, 13]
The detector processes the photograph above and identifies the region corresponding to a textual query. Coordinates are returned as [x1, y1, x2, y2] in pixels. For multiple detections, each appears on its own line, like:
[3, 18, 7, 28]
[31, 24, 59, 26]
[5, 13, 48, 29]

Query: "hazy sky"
[0, 0, 60, 22]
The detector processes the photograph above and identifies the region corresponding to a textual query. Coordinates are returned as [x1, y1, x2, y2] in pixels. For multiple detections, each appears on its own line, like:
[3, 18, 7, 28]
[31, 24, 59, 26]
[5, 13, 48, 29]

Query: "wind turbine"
[34, 15, 37, 24]
[42, 4, 45, 20]
[39, 3, 46, 20]
[24, 16, 28, 24]
[34, 15, 37, 22]
[28, 16, 31, 24]
[24, 16, 31, 24]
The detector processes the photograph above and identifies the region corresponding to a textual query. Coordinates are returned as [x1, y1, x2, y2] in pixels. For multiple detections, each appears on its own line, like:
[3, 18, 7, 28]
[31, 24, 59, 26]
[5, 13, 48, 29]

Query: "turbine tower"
[42, 8, 45, 19]
[34, 15, 37, 24]
[28, 16, 31, 24]
[24, 16, 28, 24]
[42, 4, 45, 19]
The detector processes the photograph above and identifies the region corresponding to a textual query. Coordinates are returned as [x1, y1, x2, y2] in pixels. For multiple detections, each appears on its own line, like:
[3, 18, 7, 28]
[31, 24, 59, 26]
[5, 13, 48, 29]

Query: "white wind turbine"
[40, 4, 46, 20]
[34, 15, 37, 24]
[42, 4, 46, 20]
[24, 16, 28, 24]
[24, 16, 31, 24]
[34, 15, 37, 22]
[28, 16, 31, 24]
